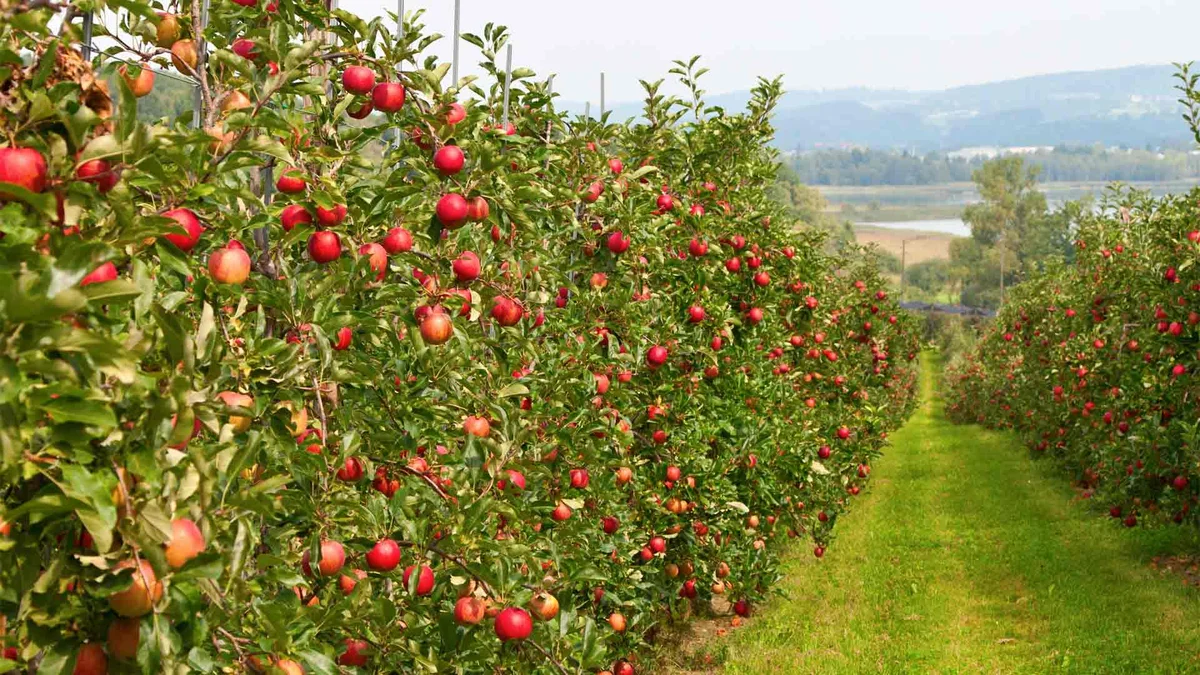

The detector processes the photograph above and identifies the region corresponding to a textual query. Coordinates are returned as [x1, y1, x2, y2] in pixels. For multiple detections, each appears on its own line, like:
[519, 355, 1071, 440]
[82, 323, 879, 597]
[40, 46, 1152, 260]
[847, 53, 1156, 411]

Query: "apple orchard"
[0, 0, 919, 673]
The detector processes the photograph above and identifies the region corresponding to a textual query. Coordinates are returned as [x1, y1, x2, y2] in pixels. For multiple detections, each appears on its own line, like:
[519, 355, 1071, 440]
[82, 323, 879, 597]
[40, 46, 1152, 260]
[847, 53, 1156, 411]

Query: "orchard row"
[946, 187, 1200, 529]
[0, 4, 918, 674]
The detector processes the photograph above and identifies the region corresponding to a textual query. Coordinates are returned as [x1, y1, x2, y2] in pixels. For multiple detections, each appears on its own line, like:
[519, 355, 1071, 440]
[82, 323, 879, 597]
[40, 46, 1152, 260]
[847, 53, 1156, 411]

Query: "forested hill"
[563, 64, 1192, 151]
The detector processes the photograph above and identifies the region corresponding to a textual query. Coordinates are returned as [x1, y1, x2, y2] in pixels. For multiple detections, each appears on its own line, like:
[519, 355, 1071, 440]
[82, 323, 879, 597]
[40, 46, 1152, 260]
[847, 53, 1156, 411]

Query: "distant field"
[854, 224, 960, 264]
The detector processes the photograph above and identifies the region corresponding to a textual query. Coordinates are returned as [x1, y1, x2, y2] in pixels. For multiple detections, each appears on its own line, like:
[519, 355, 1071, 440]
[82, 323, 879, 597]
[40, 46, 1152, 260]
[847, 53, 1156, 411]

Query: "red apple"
[76, 158, 119, 193]
[372, 82, 405, 112]
[164, 518, 206, 568]
[161, 207, 204, 252]
[0, 146, 47, 194]
[381, 226, 413, 253]
[402, 564, 435, 595]
[301, 540, 346, 577]
[646, 345, 668, 369]
[308, 231, 341, 263]
[467, 196, 490, 222]
[358, 243, 388, 281]
[452, 251, 481, 282]
[80, 262, 118, 287]
[337, 639, 369, 667]
[275, 170, 306, 194]
[436, 193, 469, 228]
[342, 65, 376, 95]
[494, 607, 533, 641]
[455, 596, 486, 625]
[280, 204, 313, 231]
[316, 203, 347, 226]
[366, 539, 401, 571]
[209, 240, 252, 284]
[434, 145, 465, 175]
[420, 309, 454, 345]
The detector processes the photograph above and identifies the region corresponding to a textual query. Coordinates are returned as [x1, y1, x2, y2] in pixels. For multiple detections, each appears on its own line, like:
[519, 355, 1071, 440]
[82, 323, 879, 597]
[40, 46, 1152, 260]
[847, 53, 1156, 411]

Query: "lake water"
[856, 219, 970, 237]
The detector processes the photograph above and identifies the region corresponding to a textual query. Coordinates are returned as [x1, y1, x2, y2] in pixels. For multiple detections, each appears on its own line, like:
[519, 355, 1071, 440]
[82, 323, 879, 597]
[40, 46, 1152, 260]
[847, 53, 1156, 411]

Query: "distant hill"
[563, 64, 1195, 151]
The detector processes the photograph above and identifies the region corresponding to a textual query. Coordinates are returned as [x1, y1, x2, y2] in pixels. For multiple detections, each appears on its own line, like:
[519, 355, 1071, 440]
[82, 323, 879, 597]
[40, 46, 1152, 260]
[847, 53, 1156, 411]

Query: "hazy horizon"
[340, 0, 1200, 103]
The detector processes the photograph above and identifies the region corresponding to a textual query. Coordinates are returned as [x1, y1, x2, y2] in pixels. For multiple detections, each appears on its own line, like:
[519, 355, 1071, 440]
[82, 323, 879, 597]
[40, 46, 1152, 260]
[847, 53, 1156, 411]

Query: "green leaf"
[42, 398, 117, 430]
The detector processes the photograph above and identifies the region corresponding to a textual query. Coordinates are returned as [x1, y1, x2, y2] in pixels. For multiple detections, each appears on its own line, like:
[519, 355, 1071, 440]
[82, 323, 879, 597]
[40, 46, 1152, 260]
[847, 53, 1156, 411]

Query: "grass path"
[718, 352, 1200, 674]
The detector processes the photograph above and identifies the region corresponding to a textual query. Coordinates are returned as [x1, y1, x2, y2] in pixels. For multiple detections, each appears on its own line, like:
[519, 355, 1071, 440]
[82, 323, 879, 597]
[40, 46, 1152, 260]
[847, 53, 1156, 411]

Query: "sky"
[338, 0, 1200, 104]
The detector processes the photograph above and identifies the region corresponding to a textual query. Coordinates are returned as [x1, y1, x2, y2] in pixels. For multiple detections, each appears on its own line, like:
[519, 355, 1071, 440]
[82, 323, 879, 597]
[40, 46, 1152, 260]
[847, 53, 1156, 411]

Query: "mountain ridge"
[559, 63, 1195, 150]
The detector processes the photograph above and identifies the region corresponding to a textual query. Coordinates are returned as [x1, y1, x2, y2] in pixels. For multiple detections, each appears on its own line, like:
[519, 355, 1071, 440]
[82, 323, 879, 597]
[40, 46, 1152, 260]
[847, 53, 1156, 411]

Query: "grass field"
[854, 225, 960, 264]
[670, 354, 1200, 674]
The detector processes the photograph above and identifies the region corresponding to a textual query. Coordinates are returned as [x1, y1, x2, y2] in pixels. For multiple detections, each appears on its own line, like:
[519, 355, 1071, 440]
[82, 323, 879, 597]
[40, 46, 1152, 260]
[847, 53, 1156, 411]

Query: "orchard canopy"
[0, 1, 918, 673]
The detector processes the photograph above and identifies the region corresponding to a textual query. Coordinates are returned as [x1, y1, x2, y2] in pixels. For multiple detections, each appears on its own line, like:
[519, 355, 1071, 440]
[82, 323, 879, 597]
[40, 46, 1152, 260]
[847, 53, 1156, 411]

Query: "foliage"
[949, 157, 1078, 309]
[945, 185, 1200, 528]
[0, 1, 919, 673]
[790, 146, 1200, 187]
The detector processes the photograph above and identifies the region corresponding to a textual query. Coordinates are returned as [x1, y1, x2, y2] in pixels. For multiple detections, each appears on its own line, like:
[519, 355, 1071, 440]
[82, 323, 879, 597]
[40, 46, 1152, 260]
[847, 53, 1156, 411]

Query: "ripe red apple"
[357, 243, 388, 281]
[646, 345, 668, 369]
[445, 102, 467, 125]
[302, 540, 346, 577]
[608, 157, 624, 174]
[666, 465, 681, 481]
[656, 193, 674, 211]
[72, 643, 107, 675]
[836, 426, 850, 440]
[613, 661, 635, 675]
[308, 231, 341, 263]
[602, 516, 619, 534]
[342, 65, 376, 95]
[434, 145, 465, 175]
[316, 203, 347, 226]
[275, 169, 306, 194]
[491, 296, 523, 326]
[0, 146, 47, 194]
[165, 518, 206, 568]
[455, 596, 486, 625]
[80, 262, 118, 287]
[436, 193, 469, 228]
[733, 599, 750, 616]
[494, 607, 533, 641]
[333, 326, 352, 351]
[209, 240, 251, 284]
[569, 468, 590, 489]
[688, 305, 706, 323]
[615, 467, 633, 484]
[551, 502, 572, 521]
[372, 82, 406, 112]
[467, 196, 490, 222]
[463, 415, 491, 438]
[583, 181, 604, 203]
[232, 38, 258, 60]
[402, 565, 435, 595]
[76, 158, 119, 193]
[420, 309, 454, 345]
[366, 539, 401, 571]
[381, 226, 413, 253]
[337, 639, 369, 667]
[161, 207, 204, 252]
[606, 231, 630, 254]
[108, 559, 163, 617]
[649, 536, 666, 554]
[689, 238, 708, 257]
[280, 204, 313, 231]
[452, 251, 481, 282]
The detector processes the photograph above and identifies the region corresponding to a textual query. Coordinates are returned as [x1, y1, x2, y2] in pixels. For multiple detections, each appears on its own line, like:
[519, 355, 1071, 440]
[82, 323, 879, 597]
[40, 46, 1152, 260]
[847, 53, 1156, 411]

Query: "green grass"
[719, 352, 1200, 675]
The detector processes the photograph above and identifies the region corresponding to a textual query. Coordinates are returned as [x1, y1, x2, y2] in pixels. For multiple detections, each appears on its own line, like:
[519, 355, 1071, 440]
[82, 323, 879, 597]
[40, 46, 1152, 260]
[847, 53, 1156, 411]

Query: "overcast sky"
[340, 0, 1200, 103]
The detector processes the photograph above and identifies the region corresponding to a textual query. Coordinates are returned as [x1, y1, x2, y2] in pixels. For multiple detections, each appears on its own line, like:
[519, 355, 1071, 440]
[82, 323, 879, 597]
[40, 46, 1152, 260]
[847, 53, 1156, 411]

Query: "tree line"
[791, 146, 1200, 186]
